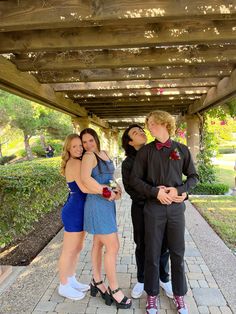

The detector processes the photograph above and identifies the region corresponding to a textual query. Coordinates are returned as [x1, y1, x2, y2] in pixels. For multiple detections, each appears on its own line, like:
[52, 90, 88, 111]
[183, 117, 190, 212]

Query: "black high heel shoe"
[90, 279, 107, 300]
[107, 287, 132, 309]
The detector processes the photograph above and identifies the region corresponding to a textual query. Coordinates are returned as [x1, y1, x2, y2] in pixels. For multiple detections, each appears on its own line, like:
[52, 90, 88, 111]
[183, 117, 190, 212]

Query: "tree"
[196, 103, 236, 183]
[0, 91, 38, 160]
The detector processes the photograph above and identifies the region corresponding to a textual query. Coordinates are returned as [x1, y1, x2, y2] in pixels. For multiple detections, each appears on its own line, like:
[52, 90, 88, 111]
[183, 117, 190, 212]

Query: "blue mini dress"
[84, 156, 117, 235]
[61, 181, 87, 232]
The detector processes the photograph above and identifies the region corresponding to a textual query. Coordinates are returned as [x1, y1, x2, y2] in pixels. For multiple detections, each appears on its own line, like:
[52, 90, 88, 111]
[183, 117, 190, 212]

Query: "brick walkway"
[0, 168, 235, 314]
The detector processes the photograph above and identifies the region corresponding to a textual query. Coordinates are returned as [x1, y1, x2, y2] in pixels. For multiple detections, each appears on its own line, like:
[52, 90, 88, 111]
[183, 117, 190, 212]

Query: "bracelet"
[102, 187, 111, 198]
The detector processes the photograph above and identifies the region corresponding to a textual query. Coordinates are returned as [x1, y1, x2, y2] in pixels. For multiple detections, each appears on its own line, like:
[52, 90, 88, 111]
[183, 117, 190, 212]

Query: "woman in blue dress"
[81, 128, 132, 309]
[58, 134, 90, 300]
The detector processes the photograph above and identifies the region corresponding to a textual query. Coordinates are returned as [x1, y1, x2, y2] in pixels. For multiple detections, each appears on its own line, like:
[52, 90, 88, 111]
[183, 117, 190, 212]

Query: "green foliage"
[46, 140, 63, 156]
[218, 146, 236, 154]
[31, 144, 46, 157]
[0, 91, 73, 159]
[17, 148, 27, 158]
[34, 104, 73, 140]
[226, 98, 236, 117]
[190, 182, 229, 195]
[0, 157, 68, 247]
[197, 120, 216, 183]
[0, 155, 16, 165]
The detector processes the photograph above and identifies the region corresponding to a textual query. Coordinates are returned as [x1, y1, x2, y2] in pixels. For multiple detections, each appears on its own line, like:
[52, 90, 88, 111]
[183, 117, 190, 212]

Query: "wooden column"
[185, 114, 200, 163]
[102, 128, 111, 153]
[110, 130, 119, 163]
[71, 117, 90, 133]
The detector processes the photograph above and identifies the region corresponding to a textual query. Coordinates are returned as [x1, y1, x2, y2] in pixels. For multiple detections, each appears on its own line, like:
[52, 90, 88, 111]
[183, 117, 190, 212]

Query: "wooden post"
[71, 117, 90, 133]
[185, 114, 200, 163]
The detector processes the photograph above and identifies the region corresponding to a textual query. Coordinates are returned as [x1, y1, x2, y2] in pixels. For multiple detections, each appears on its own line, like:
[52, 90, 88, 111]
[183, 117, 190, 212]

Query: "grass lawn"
[190, 196, 236, 252]
[215, 165, 235, 188]
[216, 153, 236, 162]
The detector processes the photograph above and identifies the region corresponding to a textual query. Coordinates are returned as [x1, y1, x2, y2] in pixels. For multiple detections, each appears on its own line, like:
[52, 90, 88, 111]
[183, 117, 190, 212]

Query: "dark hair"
[80, 127, 107, 173]
[80, 128, 101, 151]
[122, 124, 144, 156]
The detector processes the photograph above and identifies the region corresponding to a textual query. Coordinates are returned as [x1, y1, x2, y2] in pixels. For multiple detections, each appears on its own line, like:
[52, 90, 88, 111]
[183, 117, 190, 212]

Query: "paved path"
[0, 169, 235, 314]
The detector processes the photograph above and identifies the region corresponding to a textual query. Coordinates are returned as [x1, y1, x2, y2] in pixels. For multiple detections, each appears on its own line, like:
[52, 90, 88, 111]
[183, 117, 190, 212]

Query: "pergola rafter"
[0, 0, 235, 128]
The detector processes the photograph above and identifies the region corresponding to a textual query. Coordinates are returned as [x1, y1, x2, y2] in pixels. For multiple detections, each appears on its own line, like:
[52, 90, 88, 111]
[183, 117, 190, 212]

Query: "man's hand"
[172, 192, 187, 203]
[157, 188, 173, 205]
[165, 187, 178, 198]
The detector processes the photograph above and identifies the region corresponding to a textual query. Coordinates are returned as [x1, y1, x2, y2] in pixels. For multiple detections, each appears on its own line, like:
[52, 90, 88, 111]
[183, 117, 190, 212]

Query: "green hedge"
[190, 182, 229, 195]
[0, 155, 16, 165]
[218, 147, 235, 154]
[0, 157, 68, 247]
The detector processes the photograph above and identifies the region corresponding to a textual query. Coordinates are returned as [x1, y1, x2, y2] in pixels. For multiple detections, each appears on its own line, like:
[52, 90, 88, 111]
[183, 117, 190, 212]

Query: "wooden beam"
[51, 77, 219, 92]
[12, 45, 236, 70]
[98, 109, 185, 118]
[1, 1, 236, 31]
[1, 20, 236, 52]
[85, 108, 188, 117]
[69, 87, 208, 99]
[188, 69, 236, 114]
[108, 121, 146, 128]
[83, 101, 191, 109]
[0, 56, 88, 117]
[35, 64, 233, 83]
[90, 115, 109, 129]
[73, 95, 201, 104]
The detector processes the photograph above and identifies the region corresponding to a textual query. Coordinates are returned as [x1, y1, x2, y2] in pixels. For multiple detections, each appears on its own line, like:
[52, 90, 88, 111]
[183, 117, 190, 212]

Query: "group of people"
[58, 110, 198, 314]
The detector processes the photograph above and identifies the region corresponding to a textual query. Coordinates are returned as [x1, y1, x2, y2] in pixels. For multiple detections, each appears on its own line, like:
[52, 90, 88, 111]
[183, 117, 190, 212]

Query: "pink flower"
[169, 148, 181, 160]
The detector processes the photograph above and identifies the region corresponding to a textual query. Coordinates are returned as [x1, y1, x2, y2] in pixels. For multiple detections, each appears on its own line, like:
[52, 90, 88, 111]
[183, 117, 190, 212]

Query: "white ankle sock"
[68, 275, 90, 292]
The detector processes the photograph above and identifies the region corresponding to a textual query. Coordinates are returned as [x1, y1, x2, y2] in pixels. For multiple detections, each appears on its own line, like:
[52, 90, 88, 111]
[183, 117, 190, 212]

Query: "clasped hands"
[102, 185, 122, 201]
[157, 186, 186, 205]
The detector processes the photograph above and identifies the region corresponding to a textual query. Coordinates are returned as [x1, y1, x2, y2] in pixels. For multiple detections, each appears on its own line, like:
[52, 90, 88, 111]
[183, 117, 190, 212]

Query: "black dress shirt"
[131, 140, 198, 199]
[122, 151, 146, 202]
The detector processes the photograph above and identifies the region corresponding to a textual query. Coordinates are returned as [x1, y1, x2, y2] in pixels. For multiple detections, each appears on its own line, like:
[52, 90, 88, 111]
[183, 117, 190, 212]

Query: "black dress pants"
[144, 201, 187, 296]
[131, 201, 170, 283]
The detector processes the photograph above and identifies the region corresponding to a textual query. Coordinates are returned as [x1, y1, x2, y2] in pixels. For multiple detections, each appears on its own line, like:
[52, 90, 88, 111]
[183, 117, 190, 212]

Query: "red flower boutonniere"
[169, 148, 181, 160]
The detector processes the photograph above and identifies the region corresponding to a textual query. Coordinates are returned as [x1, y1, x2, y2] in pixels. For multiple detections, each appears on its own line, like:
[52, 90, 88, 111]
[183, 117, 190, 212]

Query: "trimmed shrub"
[0, 155, 16, 165]
[47, 140, 63, 157]
[0, 157, 68, 247]
[218, 147, 235, 154]
[17, 148, 27, 158]
[190, 182, 229, 195]
[31, 144, 46, 157]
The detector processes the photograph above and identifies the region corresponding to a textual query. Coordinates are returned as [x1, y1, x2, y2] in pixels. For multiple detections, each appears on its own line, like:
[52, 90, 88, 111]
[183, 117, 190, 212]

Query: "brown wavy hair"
[60, 133, 82, 176]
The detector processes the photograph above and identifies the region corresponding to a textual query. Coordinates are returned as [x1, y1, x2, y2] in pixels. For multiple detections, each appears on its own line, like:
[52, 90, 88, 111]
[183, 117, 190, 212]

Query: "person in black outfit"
[131, 111, 198, 314]
[45, 145, 54, 158]
[121, 124, 173, 300]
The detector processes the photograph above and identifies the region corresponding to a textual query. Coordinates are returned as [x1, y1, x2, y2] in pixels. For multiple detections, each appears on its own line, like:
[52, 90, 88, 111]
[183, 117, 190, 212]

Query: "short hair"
[145, 110, 176, 136]
[60, 133, 81, 176]
[80, 128, 101, 151]
[122, 124, 144, 156]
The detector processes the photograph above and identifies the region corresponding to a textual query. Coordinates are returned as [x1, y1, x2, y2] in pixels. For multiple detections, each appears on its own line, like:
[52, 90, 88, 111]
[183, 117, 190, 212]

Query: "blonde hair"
[145, 110, 176, 136]
[60, 134, 81, 176]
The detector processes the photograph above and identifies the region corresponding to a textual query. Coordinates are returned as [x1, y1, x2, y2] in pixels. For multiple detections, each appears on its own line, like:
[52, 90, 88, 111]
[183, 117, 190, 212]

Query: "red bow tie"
[155, 139, 171, 150]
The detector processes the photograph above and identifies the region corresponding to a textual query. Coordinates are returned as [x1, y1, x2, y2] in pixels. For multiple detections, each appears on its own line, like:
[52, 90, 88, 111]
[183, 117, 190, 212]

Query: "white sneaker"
[131, 282, 144, 298]
[68, 275, 90, 292]
[160, 280, 173, 298]
[58, 283, 85, 300]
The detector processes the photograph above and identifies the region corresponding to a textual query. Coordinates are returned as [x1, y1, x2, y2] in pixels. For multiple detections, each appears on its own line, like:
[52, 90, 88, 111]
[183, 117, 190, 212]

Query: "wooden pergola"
[0, 1, 236, 157]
